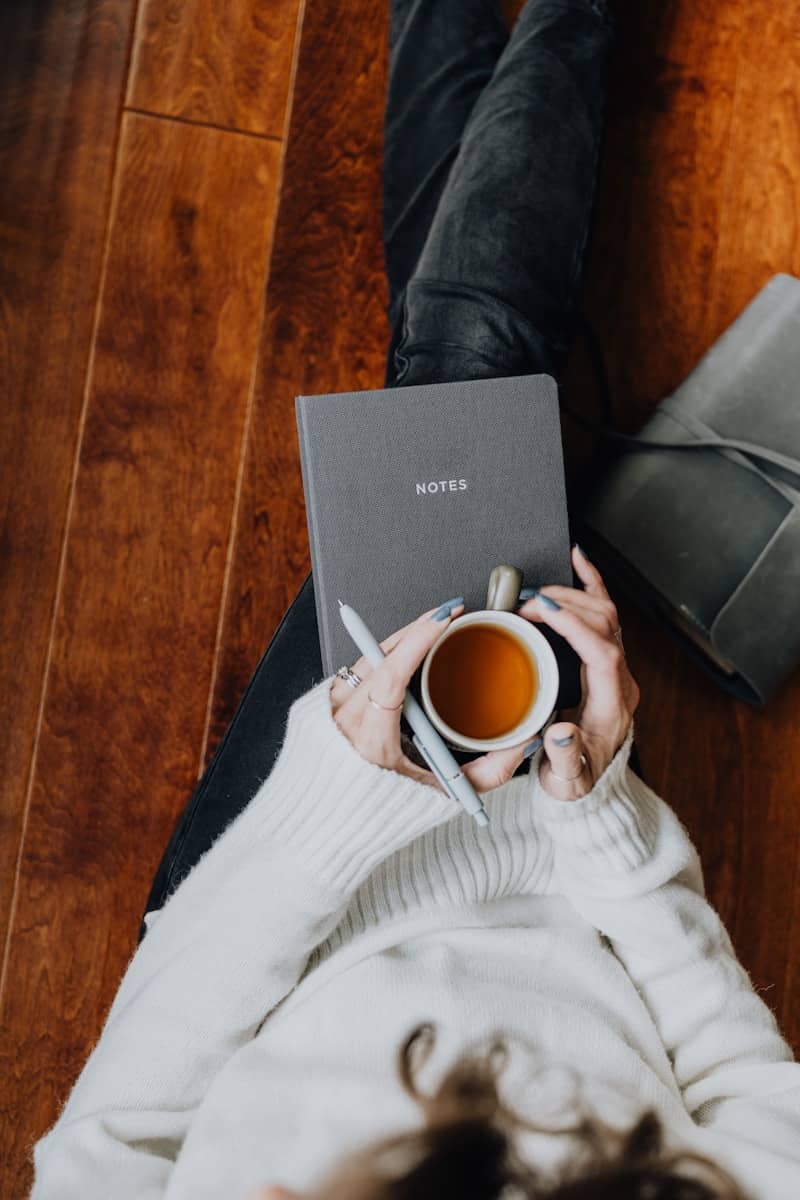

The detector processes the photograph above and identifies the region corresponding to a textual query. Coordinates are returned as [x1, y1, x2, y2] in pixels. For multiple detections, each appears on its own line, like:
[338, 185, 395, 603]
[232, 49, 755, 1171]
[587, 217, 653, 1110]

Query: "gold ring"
[368, 691, 405, 712]
[612, 628, 623, 641]
[549, 753, 588, 782]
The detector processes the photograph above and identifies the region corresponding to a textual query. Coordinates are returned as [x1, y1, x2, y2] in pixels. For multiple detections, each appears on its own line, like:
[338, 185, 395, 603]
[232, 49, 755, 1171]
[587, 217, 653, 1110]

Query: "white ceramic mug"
[420, 565, 559, 753]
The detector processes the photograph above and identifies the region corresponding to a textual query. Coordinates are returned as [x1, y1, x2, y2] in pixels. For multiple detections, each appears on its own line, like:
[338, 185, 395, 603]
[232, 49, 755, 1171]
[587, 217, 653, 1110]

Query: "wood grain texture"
[127, 0, 303, 136]
[0, 0, 136, 975]
[705, 1, 800, 1050]
[583, 0, 744, 415]
[707, 4, 800, 335]
[0, 113, 280, 1195]
[206, 0, 390, 755]
[576, 0, 800, 1050]
[4, 0, 800, 1194]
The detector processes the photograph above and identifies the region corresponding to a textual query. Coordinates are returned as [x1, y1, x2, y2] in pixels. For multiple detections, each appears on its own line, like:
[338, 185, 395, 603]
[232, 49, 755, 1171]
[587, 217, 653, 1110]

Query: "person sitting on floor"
[32, 3, 800, 1198]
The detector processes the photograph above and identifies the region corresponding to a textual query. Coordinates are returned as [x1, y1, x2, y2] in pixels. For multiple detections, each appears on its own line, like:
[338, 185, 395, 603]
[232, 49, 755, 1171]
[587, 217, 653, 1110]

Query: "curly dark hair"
[311, 1024, 749, 1200]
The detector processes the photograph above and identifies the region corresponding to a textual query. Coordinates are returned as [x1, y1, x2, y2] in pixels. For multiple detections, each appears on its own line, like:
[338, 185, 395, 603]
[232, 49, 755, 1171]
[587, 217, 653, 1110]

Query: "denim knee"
[390, 277, 563, 386]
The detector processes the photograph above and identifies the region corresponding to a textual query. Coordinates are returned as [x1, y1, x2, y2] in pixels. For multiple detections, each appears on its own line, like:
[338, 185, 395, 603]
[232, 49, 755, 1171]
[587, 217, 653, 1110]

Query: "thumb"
[540, 722, 592, 801]
[460, 736, 540, 793]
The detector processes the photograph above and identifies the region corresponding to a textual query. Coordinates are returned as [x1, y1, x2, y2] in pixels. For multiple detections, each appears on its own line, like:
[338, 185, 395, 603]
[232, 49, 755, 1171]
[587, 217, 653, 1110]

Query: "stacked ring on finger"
[335, 666, 405, 711]
[336, 665, 362, 689]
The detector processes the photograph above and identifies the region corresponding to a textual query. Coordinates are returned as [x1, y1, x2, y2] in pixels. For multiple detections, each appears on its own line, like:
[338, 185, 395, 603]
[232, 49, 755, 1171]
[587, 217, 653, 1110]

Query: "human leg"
[383, 0, 508, 379]
[389, 0, 614, 388]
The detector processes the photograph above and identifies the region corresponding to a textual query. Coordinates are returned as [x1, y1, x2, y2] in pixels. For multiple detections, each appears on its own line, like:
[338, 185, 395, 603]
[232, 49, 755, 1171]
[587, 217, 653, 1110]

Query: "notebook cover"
[295, 374, 579, 706]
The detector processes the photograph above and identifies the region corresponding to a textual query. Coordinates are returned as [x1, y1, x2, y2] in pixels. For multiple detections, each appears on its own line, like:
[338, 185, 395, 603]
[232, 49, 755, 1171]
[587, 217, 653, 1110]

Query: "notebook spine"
[295, 398, 332, 671]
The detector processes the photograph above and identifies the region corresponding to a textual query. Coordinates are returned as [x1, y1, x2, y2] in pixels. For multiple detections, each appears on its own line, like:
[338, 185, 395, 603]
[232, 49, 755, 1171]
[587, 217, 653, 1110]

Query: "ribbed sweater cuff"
[526, 722, 661, 875]
[249, 677, 457, 893]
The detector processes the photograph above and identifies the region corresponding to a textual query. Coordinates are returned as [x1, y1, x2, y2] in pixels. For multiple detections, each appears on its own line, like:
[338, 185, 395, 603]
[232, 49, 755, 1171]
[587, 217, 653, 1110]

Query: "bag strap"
[564, 315, 800, 489]
[562, 406, 800, 479]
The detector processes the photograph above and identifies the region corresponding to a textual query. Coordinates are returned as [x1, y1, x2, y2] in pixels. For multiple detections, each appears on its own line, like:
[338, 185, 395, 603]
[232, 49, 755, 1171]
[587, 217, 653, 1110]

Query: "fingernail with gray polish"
[535, 589, 561, 611]
[553, 733, 574, 747]
[431, 595, 465, 621]
[522, 736, 543, 758]
[574, 542, 591, 562]
[518, 587, 538, 601]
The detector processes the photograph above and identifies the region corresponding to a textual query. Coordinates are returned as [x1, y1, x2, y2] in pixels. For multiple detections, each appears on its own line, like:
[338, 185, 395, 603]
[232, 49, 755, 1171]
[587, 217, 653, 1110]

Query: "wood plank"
[0, 0, 136, 974]
[706, 4, 800, 337]
[127, 0, 303, 137]
[0, 112, 281, 1195]
[206, 0, 390, 753]
[577, 0, 800, 1052]
[704, 1, 800, 1049]
[582, 0, 744, 417]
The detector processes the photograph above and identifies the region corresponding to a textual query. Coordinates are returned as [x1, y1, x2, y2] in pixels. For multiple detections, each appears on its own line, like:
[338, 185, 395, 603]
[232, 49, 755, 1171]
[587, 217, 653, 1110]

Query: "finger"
[540, 721, 592, 800]
[331, 606, 446, 704]
[516, 593, 625, 675]
[521, 584, 618, 630]
[364, 599, 465, 710]
[571, 543, 614, 603]
[460, 733, 542, 794]
[518, 590, 617, 639]
[353, 610, 437, 672]
[335, 625, 407, 688]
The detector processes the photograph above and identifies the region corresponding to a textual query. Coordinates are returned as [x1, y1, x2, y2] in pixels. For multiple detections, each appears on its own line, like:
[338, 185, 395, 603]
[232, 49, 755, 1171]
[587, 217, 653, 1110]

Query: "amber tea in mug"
[426, 622, 538, 740]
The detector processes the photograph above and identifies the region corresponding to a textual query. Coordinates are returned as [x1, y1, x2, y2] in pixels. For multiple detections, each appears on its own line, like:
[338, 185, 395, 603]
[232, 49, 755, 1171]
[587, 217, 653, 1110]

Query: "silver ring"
[336, 666, 362, 690]
[612, 627, 623, 642]
[549, 753, 588, 782]
[368, 691, 405, 712]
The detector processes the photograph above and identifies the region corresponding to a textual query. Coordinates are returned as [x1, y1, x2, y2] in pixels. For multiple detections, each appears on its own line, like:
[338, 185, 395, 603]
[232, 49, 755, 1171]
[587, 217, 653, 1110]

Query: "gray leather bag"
[579, 274, 800, 707]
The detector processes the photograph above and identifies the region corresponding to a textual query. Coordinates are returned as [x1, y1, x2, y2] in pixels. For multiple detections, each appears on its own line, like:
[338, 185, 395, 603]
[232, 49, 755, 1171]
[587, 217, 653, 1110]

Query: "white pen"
[337, 600, 490, 828]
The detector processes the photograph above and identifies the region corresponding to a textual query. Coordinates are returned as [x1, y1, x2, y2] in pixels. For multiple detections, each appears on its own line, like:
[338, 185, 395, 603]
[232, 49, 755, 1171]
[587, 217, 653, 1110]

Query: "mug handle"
[485, 564, 523, 613]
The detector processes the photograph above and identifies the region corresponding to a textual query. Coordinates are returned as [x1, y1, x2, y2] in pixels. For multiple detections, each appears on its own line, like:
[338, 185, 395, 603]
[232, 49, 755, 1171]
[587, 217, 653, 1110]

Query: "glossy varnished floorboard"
[128, 0, 302, 136]
[580, 0, 800, 1050]
[1, 111, 281, 1189]
[0, 0, 138, 991]
[1, 0, 799, 1194]
[207, 0, 391, 756]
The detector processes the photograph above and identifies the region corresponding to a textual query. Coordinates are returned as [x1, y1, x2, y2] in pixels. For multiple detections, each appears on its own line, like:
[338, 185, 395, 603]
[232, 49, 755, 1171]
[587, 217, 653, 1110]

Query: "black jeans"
[383, 0, 613, 391]
[143, 0, 631, 926]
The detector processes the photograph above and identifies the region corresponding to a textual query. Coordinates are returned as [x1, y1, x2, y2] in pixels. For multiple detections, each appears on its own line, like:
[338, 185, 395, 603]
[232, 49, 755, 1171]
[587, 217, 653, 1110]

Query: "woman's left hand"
[515, 545, 640, 802]
[329, 600, 540, 794]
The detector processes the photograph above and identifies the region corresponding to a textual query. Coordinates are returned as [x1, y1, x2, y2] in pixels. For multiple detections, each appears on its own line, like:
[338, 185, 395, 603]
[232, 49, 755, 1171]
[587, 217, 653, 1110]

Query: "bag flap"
[710, 505, 800, 704]
[662, 273, 800, 493]
[582, 414, 792, 631]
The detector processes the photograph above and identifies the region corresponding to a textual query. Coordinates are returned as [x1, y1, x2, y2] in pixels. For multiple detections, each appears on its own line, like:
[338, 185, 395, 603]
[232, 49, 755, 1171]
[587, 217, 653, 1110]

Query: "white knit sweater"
[32, 677, 800, 1200]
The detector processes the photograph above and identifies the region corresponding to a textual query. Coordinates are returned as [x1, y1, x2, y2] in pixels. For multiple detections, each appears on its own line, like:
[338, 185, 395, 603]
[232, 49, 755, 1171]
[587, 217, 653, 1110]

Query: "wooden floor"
[1, 0, 799, 1192]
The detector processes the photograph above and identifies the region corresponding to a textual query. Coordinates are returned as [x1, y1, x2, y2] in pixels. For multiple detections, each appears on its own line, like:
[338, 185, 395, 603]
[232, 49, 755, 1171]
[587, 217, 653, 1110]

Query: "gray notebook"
[295, 374, 579, 705]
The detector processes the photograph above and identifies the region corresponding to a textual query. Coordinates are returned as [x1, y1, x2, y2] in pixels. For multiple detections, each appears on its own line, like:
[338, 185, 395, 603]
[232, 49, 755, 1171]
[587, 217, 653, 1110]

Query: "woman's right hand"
[515, 544, 640, 802]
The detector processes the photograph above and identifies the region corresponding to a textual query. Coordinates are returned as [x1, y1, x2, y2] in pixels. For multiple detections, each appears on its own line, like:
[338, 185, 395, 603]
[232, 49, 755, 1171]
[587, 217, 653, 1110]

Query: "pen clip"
[411, 733, 460, 793]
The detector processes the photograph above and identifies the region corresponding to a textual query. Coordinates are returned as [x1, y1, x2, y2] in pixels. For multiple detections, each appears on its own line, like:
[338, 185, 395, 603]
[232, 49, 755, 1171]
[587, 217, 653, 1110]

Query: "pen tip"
[337, 598, 344, 608]
[475, 808, 490, 828]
